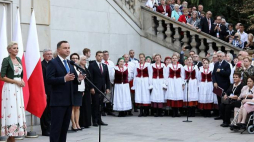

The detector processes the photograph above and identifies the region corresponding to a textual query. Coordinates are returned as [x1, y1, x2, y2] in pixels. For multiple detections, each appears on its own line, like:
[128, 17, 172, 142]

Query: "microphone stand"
[76, 67, 113, 142]
[183, 71, 192, 123]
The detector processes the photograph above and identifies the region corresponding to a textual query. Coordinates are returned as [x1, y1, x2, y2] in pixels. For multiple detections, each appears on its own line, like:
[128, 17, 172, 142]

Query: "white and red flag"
[13, 8, 30, 109]
[0, 6, 8, 115]
[25, 10, 46, 118]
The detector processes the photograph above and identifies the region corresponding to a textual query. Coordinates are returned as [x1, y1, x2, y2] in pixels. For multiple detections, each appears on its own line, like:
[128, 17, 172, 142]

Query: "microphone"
[70, 60, 86, 74]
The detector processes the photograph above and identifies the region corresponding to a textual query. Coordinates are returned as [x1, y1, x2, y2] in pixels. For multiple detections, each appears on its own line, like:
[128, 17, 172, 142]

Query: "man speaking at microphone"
[46, 41, 85, 142]
[89, 51, 110, 126]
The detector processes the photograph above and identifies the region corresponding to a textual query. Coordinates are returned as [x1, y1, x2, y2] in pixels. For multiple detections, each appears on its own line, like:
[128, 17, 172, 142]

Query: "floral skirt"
[1, 79, 27, 136]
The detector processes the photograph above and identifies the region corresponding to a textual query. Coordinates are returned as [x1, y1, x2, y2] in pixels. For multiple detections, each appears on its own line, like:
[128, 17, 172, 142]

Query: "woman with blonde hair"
[0, 42, 27, 142]
[229, 33, 244, 49]
[171, 4, 182, 20]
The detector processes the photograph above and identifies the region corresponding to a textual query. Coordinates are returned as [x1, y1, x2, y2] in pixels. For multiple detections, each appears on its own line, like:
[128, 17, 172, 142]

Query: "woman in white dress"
[149, 54, 167, 117]
[132, 53, 152, 117]
[0, 42, 27, 142]
[165, 55, 185, 117]
[183, 56, 199, 117]
[145, 56, 152, 64]
[164, 56, 172, 67]
[198, 58, 218, 117]
[111, 58, 133, 117]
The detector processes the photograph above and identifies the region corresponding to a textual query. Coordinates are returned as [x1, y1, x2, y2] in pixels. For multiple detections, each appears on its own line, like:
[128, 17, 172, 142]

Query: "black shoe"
[80, 127, 85, 129]
[93, 123, 98, 127]
[220, 123, 229, 127]
[128, 112, 133, 116]
[107, 112, 116, 116]
[214, 117, 222, 120]
[71, 127, 78, 132]
[101, 111, 106, 116]
[42, 132, 50, 136]
[99, 121, 108, 126]
[77, 128, 82, 131]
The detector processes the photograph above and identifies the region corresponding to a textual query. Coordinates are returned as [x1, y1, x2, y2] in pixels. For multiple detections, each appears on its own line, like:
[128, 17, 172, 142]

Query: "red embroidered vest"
[136, 67, 149, 77]
[114, 69, 128, 84]
[201, 72, 212, 82]
[169, 68, 181, 78]
[185, 70, 196, 80]
[152, 67, 164, 79]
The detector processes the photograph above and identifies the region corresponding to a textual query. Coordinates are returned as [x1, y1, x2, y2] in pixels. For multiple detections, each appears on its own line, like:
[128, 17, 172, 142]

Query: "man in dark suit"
[198, 11, 213, 34]
[89, 51, 110, 126]
[40, 49, 53, 136]
[211, 16, 227, 41]
[193, 54, 203, 68]
[212, 51, 231, 120]
[47, 41, 85, 142]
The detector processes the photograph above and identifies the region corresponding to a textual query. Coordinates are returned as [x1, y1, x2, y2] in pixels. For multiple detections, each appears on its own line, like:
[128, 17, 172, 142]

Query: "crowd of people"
[146, 0, 254, 50]
[2, 39, 254, 142]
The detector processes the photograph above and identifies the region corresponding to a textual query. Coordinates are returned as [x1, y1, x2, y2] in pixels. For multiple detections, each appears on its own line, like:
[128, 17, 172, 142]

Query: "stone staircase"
[113, 0, 241, 57]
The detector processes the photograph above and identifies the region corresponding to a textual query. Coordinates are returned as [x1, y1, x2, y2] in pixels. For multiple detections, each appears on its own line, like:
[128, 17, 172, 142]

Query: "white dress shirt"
[58, 55, 69, 69]
[239, 31, 248, 42]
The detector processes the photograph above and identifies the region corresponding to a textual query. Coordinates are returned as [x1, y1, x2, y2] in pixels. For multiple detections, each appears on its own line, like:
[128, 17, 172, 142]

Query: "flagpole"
[25, 6, 38, 139]
[25, 114, 38, 138]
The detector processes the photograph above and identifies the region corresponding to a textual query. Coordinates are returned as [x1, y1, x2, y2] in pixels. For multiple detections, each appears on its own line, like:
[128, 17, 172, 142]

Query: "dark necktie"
[99, 63, 103, 74]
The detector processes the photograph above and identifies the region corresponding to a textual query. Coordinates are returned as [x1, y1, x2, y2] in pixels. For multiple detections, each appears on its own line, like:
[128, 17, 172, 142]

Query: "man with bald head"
[198, 11, 214, 34]
[123, 54, 137, 114]
[212, 51, 231, 120]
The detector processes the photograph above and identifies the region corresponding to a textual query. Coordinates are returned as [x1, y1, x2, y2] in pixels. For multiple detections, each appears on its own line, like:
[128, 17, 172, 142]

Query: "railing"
[111, 0, 242, 58]
[141, 6, 241, 57]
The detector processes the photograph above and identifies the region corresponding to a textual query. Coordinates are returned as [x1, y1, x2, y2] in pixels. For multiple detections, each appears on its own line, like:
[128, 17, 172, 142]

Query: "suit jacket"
[129, 58, 139, 62]
[46, 56, 78, 106]
[42, 60, 51, 96]
[225, 82, 243, 97]
[212, 60, 231, 91]
[211, 24, 227, 41]
[156, 5, 171, 17]
[0, 56, 23, 79]
[88, 61, 110, 92]
[195, 61, 203, 69]
[198, 17, 214, 34]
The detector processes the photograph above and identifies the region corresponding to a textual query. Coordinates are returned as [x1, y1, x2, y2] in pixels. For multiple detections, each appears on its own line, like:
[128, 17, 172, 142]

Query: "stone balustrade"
[112, 0, 242, 58]
[141, 6, 241, 58]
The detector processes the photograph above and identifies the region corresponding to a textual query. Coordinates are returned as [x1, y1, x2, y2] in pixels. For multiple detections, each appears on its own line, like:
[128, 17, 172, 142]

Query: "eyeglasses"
[71, 58, 79, 60]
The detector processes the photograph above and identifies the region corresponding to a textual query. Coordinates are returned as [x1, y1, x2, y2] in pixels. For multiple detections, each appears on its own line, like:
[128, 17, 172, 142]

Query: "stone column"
[199, 37, 206, 57]
[156, 17, 164, 39]
[173, 25, 181, 48]
[165, 21, 172, 44]
[207, 40, 214, 56]
[190, 32, 197, 54]
[181, 28, 189, 47]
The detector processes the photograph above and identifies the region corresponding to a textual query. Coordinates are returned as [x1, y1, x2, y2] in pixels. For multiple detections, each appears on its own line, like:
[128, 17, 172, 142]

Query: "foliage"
[185, 0, 254, 32]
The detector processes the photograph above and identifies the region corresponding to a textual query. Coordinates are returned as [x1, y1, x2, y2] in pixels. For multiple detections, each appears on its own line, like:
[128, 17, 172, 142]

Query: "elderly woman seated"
[234, 76, 254, 129]
[229, 33, 244, 49]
